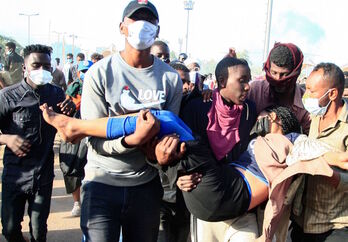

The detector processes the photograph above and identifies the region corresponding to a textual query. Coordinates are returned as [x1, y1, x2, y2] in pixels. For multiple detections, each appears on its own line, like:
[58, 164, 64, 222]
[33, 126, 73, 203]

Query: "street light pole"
[19, 13, 39, 45]
[263, 0, 273, 62]
[184, 0, 194, 54]
[69, 34, 78, 57]
[52, 31, 66, 63]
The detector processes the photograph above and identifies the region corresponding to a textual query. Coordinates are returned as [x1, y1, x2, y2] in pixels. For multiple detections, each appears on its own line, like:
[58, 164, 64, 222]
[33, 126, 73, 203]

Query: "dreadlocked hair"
[267, 106, 302, 134]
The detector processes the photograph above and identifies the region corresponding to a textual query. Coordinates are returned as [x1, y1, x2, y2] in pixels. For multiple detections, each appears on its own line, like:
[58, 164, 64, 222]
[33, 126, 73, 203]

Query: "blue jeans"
[1, 183, 53, 242]
[81, 176, 163, 242]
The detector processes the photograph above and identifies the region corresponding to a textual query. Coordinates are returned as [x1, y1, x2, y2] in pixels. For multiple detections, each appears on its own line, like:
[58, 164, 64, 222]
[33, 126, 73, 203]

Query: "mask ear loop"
[318, 88, 333, 101]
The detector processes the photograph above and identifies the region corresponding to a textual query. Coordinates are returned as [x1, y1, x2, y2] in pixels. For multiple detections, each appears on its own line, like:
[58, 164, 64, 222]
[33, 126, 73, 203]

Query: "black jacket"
[0, 80, 65, 192]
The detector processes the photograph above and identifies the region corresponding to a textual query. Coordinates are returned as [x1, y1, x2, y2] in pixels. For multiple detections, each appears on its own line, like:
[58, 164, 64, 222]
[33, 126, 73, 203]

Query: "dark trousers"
[291, 222, 348, 242]
[157, 200, 190, 242]
[1, 183, 53, 242]
[81, 176, 163, 242]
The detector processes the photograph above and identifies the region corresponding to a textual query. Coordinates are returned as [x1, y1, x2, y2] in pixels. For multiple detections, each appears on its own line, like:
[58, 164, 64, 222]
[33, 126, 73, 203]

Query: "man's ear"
[328, 88, 338, 101]
[119, 22, 127, 35]
[218, 76, 226, 88]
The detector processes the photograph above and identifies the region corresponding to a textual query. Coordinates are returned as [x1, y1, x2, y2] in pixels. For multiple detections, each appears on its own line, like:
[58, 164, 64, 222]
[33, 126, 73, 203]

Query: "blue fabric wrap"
[106, 110, 194, 142]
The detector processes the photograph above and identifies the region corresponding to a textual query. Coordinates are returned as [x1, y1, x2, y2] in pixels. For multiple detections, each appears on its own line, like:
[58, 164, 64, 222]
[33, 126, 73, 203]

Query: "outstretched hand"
[57, 97, 76, 116]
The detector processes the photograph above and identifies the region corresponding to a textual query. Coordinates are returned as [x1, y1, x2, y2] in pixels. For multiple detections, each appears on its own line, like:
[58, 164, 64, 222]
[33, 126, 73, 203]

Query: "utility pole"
[52, 31, 66, 63]
[48, 20, 51, 45]
[19, 13, 39, 45]
[178, 38, 183, 54]
[263, 0, 273, 62]
[62, 34, 66, 65]
[183, 0, 194, 54]
[69, 34, 78, 57]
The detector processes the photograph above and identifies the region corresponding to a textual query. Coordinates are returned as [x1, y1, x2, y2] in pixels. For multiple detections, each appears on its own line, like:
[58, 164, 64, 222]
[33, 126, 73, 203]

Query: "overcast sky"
[1, 0, 347, 68]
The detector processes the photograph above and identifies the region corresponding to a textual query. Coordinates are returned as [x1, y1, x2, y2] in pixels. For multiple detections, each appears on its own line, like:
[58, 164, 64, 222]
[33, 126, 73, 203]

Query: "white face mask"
[27, 69, 53, 86]
[302, 89, 332, 116]
[126, 20, 157, 50]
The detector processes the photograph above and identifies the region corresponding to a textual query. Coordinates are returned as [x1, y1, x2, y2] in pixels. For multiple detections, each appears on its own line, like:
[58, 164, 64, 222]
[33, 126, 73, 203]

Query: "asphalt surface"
[0, 137, 82, 242]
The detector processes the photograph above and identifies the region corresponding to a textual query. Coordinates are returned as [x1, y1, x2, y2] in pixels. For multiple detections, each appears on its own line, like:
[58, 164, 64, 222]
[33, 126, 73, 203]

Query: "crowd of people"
[0, 0, 348, 242]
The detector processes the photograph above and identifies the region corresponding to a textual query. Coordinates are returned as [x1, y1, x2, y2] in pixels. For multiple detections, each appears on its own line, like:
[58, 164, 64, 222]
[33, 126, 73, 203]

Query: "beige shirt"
[303, 99, 348, 233]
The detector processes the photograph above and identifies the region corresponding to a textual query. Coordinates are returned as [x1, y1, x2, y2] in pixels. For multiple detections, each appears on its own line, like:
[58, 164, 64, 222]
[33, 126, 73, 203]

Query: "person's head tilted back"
[254, 106, 302, 137]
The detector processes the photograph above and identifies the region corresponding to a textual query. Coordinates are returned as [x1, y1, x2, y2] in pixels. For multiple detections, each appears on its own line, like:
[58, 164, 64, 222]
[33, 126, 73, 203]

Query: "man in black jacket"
[0, 44, 75, 242]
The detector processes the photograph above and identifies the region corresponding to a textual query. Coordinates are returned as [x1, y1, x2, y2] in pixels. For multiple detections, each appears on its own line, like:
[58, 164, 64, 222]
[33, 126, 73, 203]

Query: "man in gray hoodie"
[80, 1, 183, 241]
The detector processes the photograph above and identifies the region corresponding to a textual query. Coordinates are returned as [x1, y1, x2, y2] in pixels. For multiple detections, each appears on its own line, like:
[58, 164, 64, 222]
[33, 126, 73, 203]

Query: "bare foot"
[40, 104, 82, 142]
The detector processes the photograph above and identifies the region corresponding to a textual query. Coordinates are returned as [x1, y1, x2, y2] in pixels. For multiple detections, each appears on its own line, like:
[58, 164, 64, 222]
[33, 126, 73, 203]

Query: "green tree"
[236, 50, 251, 65]
[0, 34, 23, 58]
[200, 59, 218, 75]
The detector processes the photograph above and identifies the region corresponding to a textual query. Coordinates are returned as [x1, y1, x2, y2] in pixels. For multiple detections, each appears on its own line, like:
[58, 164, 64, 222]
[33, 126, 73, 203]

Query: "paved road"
[0, 137, 82, 242]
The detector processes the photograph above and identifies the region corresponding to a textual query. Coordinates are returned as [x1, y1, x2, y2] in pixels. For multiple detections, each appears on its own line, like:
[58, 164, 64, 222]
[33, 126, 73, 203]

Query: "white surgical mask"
[28, 69, 53, 86]
[302, 89, 332, 116]
[6, 50, 12, 55]
[126, 20, 157, 50]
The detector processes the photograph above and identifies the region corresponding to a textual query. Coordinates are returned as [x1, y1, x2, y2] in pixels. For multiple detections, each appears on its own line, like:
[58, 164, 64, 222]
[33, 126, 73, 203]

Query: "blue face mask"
[79, 72, 85, 81]
[67, 58, 73, 63]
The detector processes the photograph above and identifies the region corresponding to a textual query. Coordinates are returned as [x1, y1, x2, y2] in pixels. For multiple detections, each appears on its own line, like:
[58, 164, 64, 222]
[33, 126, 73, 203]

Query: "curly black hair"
[23, 44, 52, 58]
[269, 45, 293, 70]
[266, 106, 302, 134]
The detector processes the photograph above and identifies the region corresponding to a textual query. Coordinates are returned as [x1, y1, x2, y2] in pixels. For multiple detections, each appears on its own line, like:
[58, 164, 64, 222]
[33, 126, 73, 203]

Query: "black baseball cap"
[122, 0, 159, 21]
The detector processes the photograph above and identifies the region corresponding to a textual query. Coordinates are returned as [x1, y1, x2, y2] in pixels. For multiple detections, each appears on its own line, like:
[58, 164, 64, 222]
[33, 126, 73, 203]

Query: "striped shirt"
[302, 99, 348, 233]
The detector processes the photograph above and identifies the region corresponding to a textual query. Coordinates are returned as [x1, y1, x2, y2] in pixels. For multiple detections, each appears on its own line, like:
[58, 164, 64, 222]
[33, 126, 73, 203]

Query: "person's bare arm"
[322, 151, 348, 188]
[41, 104, 142, 143]
[323, 151, 348, 170]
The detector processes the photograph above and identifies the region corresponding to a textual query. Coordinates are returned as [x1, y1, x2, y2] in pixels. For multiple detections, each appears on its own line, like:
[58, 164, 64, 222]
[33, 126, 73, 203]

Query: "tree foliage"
[0, 35, 23, 54]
